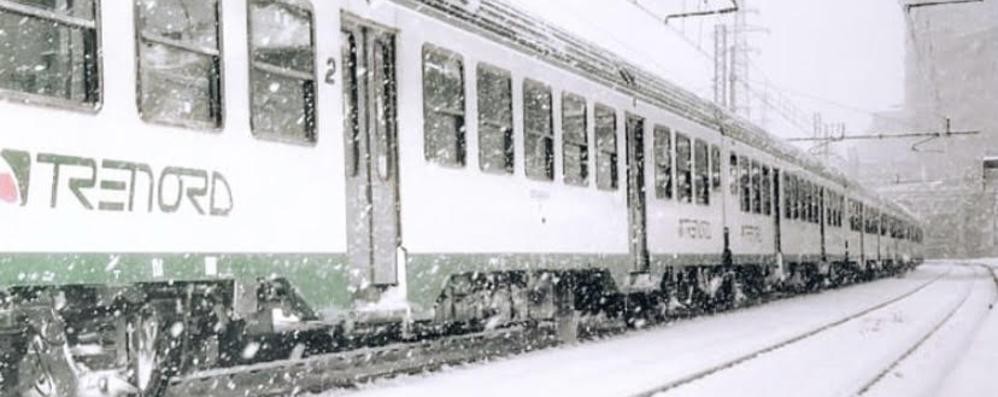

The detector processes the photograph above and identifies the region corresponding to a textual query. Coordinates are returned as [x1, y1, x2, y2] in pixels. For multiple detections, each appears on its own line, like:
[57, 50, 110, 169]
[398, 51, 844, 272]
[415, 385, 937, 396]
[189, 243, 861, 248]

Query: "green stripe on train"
[0, 253, 351, 314]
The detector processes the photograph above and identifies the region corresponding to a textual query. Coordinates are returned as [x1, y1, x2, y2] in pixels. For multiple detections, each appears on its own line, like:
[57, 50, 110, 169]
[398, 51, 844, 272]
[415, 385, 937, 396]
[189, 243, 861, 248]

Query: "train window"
[729, 153, 739, 197]
[762, 166, 771, 216]
[0, 0, 100, 107]
[423, 45, 466, 166]
[830, 193, 837, 227]
[249, 0, 318, 143]
[561, 92, 588, 184]
[710, 145, 722, 191]
[790, 175, 799, 220]
[654, 126, 673, 199]
[136, 0, 222, 129]
[595, 104, 618, 190]
[804, 181, 817, 223]
[838, 195, 845, 227]
[816, 187, 823, 225]
[740, 156, 750, 212]
[478, 64, 514, 174]
[694, 139, 709, 205]
[807, 182, 816, 224]
[751, 161, 761, 214]
[800, 179, 808, 222]
[524, 79, 554, 181]
[784, 174, 792, 219]
[676, 134, 693, 203]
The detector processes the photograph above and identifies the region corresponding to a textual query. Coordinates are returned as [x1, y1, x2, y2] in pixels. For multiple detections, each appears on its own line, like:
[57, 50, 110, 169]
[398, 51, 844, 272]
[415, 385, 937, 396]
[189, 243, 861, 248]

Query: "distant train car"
[0, 0, 924, 395]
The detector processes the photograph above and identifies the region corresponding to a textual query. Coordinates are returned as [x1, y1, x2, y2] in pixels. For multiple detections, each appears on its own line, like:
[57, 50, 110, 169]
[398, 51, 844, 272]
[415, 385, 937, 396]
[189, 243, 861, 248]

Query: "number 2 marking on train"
[325, 57, 337, 85]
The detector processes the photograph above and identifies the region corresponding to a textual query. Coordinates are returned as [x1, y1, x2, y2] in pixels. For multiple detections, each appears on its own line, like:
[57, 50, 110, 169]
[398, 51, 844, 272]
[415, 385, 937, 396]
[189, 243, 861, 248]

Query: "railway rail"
[852, 268, 977, 395]
[631, 268, 950, 397]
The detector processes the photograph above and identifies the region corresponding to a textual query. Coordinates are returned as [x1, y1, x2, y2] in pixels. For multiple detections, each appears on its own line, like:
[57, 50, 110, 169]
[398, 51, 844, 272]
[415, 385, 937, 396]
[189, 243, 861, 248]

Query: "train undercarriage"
[0, 257, 920, 397]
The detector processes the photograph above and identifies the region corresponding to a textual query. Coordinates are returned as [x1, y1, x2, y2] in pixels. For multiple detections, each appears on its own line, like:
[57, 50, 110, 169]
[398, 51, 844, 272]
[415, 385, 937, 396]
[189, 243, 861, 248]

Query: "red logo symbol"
[0, 172, 17, 204]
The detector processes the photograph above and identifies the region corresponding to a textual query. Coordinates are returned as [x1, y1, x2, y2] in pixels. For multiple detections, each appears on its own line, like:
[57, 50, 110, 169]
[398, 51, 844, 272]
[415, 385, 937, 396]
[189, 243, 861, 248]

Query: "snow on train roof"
[395, 0, 909, 215]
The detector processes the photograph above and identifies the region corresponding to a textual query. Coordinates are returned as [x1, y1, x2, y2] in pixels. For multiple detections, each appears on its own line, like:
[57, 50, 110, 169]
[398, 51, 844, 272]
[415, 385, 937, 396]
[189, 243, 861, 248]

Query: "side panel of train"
[0, 1, 361, 313]
[0, 0, 926, 326]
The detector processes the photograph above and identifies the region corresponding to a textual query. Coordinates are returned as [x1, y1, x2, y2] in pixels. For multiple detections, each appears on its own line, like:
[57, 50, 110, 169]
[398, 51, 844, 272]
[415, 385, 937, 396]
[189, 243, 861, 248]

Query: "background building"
[847, 0, 998, 258]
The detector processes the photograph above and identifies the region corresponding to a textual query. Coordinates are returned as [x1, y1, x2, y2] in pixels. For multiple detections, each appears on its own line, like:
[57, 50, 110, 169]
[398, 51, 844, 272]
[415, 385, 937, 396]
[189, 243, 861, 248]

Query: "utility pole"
[714, 24, 729, 109]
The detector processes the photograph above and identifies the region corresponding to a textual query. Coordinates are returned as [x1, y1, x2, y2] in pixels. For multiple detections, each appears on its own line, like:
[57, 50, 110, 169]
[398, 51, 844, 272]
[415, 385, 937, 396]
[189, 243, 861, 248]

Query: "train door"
[773, 168, 782, 254]
[342, 19, 401, 288]
[626, 114, 649, 273]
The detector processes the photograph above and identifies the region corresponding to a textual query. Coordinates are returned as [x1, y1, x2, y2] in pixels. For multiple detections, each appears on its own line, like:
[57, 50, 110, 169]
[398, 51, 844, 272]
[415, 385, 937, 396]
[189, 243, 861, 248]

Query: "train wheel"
[16, 308, 77, 397]
[126, 303, 183, 397]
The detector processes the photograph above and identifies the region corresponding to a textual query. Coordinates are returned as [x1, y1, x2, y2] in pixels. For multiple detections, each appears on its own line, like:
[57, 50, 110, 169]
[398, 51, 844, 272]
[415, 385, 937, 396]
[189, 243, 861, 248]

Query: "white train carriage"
[0, 0, 928, 394]
[0, 0, 927, 323]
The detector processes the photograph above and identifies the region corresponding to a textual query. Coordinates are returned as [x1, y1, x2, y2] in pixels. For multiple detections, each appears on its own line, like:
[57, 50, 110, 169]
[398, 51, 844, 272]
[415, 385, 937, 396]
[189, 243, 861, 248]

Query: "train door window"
[523, 79, 554, 181]
[423, 45, 466, 166]
[477, 64, 514, 174]
[751, 161, 761, 214]
[710, 145, 722, 191]
[136, 0, 222, 129]
[762, 166, 771, 216]
[675, 133, 693, 203]
[595, 104, 618, 190]
[729, 153, 739, 198]
[739, 156, 750, 212]
[0, 0, 100, 107]
[654, 125, 673, 199]
[561, 92, 588, 185]
[249, 0, 317, 143]
[694, 139, 709, 206]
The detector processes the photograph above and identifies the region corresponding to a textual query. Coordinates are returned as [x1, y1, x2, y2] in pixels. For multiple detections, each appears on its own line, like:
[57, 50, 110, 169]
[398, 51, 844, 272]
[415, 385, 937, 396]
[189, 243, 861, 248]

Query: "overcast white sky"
[506, 0, 908, 139]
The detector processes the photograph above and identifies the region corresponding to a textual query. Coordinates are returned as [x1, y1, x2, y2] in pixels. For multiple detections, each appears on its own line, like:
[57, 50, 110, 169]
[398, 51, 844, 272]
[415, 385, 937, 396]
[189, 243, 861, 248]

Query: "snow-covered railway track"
[852, 271, 975, 395]
[632, 269, 952, 397]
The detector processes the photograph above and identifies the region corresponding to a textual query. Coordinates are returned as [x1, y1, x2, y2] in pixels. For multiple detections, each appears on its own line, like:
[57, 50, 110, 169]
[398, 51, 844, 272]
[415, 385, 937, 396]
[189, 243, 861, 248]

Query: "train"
[0, 0, 924, 395]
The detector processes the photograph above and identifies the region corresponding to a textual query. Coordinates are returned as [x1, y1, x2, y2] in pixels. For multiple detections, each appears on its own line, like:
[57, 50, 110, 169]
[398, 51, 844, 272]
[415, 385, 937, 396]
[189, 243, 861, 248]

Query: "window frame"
[762, 165, 771, 216]
[422, 44, 467, 167]
[710, 145, 722, 191]
[654, 125, 673, 200]
[675, 133, 693, 203]
[740, 155, 751, 212]
[477, 63, 515, 175]
[248, 0, 319, 144]
[560, 91, 589, 185]
[134, 0, 224, 131]
[0, 0, 103, 112]
[594, 103, 618, 191]
[694, 138, 709, 206]
[522, 78, 554, 181]
[729, 152, 739, 198]
[751, 160, 761, 214]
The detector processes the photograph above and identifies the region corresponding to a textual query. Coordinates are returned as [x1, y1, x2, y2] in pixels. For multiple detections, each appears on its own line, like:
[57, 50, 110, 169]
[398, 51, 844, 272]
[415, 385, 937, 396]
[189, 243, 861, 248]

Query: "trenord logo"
[0, 148, 234, 217]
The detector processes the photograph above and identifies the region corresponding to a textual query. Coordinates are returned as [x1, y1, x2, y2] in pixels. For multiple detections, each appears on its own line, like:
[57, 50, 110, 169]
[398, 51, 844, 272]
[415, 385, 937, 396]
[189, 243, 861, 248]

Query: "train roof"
[396, 0, 907, 213]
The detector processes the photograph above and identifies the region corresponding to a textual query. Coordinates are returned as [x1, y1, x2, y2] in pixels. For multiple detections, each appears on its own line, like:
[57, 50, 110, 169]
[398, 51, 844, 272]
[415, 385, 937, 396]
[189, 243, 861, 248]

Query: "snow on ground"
[935, 265, 998, 396]
[321, 264, 996, 397]
[666, 265, 987, 397]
